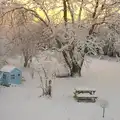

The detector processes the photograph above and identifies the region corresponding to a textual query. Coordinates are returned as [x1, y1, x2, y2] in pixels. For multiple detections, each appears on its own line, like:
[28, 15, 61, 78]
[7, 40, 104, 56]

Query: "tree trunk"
[66, 0, 74, 24]
[70, 57, 84, 77]
[28, 56, 32, 68]
[89, 24, 96, 35]
[89, 0, 99, 35]
[69, 46, 85, 77]
[79, 56, 85, 75]
[24, 56, 29, 67]
[78, 0, 84, 21]
[71, 62, 81, 76]
[92, 0, 99, 18]
[63, 0, 68, 26]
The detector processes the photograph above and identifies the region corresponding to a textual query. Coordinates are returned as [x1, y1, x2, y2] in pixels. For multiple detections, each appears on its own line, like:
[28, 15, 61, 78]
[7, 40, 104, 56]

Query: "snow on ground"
[0, 57, 120, 120]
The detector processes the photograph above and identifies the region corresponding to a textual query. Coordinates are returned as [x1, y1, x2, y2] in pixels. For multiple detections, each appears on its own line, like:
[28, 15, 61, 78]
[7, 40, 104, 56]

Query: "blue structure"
[0, 65, 22, 86]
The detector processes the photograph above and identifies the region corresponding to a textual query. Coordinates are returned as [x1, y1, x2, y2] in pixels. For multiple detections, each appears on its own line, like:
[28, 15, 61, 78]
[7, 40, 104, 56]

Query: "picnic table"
[74, 87, 96, 95]
[73, 87, 98, 102]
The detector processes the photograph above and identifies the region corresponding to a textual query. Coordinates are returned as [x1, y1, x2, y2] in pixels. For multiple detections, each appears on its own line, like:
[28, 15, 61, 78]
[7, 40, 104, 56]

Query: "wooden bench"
[74, 88, 96, 95]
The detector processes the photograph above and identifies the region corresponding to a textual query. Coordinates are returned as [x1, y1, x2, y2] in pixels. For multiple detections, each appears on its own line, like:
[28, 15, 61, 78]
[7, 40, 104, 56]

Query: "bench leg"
[90, 92, 92, 95]
[93, 98, 96, 102]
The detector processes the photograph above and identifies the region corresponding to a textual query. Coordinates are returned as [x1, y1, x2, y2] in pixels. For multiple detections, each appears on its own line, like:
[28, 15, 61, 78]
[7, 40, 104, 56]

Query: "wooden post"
[102, 107, 105, 118]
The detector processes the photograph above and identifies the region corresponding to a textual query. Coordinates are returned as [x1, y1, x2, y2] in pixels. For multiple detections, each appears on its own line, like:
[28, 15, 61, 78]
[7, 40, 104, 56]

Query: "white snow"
[0, 57, 120, 120]
[0, 65, 16, 72]
[75, 87, 96, 91]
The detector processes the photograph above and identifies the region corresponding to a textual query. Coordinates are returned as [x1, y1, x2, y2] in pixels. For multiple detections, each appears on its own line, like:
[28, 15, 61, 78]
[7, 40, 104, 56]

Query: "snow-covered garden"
[0, 0, 120, 120]
[0, 56, 120, 120]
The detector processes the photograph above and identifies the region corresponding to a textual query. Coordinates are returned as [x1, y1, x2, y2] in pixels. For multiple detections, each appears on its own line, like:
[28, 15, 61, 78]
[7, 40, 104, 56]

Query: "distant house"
[0, 65, 22, 86]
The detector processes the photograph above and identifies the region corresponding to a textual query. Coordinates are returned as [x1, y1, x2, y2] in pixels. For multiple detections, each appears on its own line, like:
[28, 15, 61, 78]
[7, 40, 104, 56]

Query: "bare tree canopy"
[0, 0, 120, 76]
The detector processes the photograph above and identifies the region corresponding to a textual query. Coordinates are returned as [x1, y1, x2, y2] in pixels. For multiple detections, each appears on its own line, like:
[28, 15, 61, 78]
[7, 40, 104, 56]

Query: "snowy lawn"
[0, 58, 120, 120]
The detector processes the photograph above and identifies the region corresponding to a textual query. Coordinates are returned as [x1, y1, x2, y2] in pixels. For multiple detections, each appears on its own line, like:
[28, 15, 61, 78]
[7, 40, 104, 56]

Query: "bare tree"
[37, 66, 53, 98]
[54, 23, 101, 76]
[84, 0, 120, 35]
[0, 1, 53, 67]
[52, 0, 101, 76]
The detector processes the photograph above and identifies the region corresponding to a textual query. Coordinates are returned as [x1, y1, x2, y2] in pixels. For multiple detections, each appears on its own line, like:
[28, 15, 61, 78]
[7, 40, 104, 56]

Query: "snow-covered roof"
[0, 65, 16, 72]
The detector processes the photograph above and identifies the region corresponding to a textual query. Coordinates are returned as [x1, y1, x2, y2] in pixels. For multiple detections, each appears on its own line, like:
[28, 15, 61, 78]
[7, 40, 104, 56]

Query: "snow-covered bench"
[74, 87, 96, 95]
[76, 94, 98, 102]
[73, 87, 98, 102]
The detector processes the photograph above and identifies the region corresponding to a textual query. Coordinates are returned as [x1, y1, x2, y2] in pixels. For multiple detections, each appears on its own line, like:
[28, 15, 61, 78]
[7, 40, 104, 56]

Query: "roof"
[0, 65, 16, 72]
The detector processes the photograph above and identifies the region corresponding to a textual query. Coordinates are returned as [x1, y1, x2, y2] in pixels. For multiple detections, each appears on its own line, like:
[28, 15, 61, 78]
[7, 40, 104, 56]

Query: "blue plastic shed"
[0, 65, 22, 86]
